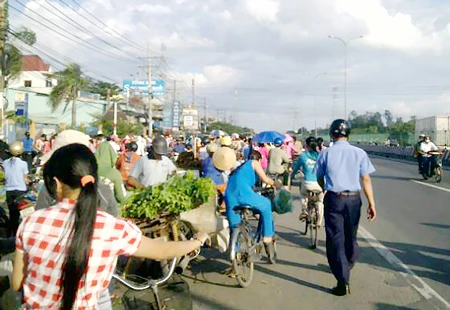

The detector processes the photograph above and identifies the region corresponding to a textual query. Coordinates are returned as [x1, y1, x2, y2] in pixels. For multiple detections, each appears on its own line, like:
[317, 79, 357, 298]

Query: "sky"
[8, 0, 450, 132]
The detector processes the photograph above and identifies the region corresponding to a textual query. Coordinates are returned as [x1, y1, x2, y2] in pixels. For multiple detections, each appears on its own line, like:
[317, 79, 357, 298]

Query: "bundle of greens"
[121, 171, 217, 220]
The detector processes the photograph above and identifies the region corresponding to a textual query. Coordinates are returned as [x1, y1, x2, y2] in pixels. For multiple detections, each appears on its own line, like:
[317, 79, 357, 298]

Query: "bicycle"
[112, 258, 193, 310]
[429, 151, 443, 183]
[300, 189, 322, 249]
[229, 187, 276, 288]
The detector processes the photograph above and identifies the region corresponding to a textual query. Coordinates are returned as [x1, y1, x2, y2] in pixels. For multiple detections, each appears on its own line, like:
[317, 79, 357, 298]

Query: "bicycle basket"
[273, 189, 294, 215]
[122, 274, 192, 310]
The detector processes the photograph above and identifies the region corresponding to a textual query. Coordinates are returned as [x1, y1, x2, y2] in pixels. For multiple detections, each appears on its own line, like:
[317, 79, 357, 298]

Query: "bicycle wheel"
[230, 228, 254, 288]
[301, 214, 309, 235]
[309, 207, 318, 249]
[435, 166, 443, 183]
[177, 221, 200, 259]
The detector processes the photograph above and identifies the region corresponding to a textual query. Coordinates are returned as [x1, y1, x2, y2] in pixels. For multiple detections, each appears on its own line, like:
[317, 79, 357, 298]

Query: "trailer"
[415, 116, 450, 146]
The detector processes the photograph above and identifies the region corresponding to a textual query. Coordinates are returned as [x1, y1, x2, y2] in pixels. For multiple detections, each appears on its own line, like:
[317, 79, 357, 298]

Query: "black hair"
[305, 136, 318, 153]
[316, 137, 324, 150]
[43, 144, 98, 310]
[249, 150, 262, 161]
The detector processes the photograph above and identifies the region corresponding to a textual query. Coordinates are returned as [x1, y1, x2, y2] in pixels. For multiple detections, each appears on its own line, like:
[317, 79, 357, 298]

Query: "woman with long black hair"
[12, 144, 208, 309]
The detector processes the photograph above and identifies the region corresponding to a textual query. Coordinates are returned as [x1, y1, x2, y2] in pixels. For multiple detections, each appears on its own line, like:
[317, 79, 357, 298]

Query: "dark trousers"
[6, 190, 26, 234]
[324, 192, 362, 285]
[422, 156, 436, 177]
[23, 152, 33, 172]
[417, 155, 423, 173]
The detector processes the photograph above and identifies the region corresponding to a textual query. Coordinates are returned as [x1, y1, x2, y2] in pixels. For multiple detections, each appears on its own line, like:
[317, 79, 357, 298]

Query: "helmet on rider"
[220, 136, 233, 147]
[329, 119, 351, 138]
[202, 136, 210, 145]
[126, 142, 138, 152]
[274, 137, 283, 147]
[9, 141, 24, 157]
[152, 137, 168, 155]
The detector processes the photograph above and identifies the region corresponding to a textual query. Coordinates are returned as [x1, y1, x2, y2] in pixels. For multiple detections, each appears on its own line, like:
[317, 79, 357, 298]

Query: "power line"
[10, 29, 118, 83]
[36, 0, 142, 59]
[10, 2, 140, 64]
[67, 0, 158, 54]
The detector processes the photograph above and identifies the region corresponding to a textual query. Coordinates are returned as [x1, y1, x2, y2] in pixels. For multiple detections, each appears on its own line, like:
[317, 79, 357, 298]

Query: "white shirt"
[136, 137, 146, 156]
[199, 147, 208, 161]
[129, 156, 176, 187]
[4, 158, 28, 191]
[420, 141, 438, 157]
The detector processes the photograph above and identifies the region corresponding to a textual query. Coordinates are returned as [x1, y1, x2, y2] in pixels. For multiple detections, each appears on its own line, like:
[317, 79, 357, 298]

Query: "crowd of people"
[0, 119, 381, 308]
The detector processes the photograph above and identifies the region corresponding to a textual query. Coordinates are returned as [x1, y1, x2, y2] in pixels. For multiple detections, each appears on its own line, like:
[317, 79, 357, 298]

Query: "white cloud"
[335, 0, 445, 53]
[136, 4, 172, 14]
[245, 0, 280, 23]
[219, 10, 232, 21]
[172, 65, 241, 89]
[162, 32, 216, 49]
[391, 93, 450, 119]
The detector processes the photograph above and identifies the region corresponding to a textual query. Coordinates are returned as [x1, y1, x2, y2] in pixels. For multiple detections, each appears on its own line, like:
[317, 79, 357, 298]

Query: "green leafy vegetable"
[121, 171, 217, 220]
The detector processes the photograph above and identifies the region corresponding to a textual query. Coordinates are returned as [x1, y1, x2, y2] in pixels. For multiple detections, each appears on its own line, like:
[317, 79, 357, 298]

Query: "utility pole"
[191, 78, 195, 106]
[173, 80, 177, 101]
[203, 97, 207, 133]
[108, 88, 117, 135]
[147, 43, 153, 137]
[0, 0, 6, 136]
[328, 35, 363, 119]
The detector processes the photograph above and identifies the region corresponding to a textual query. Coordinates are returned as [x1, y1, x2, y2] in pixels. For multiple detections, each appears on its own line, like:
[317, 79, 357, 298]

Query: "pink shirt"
[258, 147, 269, 170]
[284, 142, 295, 160]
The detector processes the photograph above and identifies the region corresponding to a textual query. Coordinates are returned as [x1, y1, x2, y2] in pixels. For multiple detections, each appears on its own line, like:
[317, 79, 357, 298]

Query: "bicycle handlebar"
[112, 258, 177, 291]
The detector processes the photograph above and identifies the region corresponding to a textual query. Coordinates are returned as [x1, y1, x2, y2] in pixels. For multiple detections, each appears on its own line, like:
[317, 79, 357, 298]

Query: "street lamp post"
[314, 72, 327, 138]
[328, 35, 363, 119]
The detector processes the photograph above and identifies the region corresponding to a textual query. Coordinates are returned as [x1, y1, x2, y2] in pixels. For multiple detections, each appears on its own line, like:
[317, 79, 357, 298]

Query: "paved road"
[183, 157, 450, 310]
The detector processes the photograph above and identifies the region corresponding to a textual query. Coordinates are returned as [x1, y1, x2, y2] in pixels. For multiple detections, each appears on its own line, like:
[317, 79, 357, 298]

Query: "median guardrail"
[354, 144, 450, 167]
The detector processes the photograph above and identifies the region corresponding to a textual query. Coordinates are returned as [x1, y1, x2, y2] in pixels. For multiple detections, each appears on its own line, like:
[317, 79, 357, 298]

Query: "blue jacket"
[293, 151, 319, 182]
[201, 156, 224, 185]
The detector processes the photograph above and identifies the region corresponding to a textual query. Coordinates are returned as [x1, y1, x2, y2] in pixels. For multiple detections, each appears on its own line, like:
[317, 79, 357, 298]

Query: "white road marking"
[411, 180, 450, 193]
[358, 226, 450, 309]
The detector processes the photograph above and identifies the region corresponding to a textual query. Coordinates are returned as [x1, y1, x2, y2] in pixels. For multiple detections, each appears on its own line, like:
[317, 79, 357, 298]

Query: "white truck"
[415, 116, 450, 147]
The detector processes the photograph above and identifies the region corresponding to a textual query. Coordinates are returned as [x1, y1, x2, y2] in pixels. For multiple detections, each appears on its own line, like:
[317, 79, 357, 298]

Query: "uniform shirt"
[316, 140, 375, 192]
[16, 199, 142, 309]
[129, 155, 176, 187]
[267, 147, 289, 174]
[3, 157, 28, 191]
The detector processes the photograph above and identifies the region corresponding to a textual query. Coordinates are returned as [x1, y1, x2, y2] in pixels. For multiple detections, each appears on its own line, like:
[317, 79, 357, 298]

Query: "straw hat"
[40, 130, 91, 164]
[206, 143, 218, 154]
[213, 147, 236, 171]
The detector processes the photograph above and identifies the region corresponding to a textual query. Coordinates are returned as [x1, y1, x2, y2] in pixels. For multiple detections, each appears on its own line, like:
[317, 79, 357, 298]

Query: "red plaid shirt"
[16, 199, 142, 309]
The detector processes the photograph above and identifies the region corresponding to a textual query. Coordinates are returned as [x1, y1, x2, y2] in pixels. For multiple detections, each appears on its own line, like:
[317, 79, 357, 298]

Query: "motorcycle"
[16, 177, 42, 220]
[428, 151, 443, 183]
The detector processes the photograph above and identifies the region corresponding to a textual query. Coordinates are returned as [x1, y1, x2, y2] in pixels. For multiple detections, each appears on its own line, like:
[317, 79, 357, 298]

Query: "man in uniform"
[316, 119, 377, 296]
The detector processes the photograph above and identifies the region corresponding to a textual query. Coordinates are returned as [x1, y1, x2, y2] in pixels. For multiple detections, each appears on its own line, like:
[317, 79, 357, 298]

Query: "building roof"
[21, 55, 50, 72]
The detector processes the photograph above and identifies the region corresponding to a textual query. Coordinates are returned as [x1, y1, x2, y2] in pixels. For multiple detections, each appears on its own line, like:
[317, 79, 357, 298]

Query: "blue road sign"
[122, 80, 165, 97]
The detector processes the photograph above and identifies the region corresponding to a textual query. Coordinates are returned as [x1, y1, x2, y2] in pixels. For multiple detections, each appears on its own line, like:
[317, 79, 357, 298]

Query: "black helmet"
[126, 142, 138, 152]
[329, 119, 351, 138]
[202, 136, 210, 145]
[152, 137, 168, 155]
